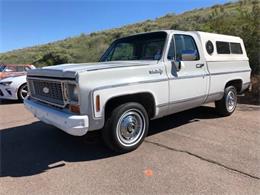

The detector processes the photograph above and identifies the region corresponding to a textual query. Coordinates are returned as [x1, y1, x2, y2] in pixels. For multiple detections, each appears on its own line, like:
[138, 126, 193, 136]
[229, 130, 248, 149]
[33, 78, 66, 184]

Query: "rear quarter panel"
[207, 60, 251, 95]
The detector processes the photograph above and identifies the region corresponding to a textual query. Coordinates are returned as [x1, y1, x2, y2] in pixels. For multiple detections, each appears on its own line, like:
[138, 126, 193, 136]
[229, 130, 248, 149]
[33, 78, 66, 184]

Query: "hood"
[0, 72, 26, 80]
[27, 61, 157, 79]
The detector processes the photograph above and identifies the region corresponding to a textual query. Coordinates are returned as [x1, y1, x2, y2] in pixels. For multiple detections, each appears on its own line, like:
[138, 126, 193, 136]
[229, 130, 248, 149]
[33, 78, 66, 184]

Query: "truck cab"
[24, 30, 251, 153]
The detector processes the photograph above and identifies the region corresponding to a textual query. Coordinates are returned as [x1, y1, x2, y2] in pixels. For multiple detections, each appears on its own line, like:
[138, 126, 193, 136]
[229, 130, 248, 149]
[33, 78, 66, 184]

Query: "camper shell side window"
[216, 41, 243, 55]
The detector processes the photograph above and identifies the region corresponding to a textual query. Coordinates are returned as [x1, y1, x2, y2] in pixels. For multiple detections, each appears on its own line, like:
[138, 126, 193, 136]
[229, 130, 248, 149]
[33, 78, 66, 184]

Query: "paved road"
[0, 101, 260, 194]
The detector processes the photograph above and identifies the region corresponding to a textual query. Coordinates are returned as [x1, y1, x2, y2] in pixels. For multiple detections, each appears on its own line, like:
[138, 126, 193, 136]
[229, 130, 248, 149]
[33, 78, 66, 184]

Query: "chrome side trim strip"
[156, 103, 168, 108]
[93, 78, 168, 92]
[206, 92, 224, 98]
[171, 74, 209, 80]
[169, 95, 205, 104]
[210, 69, 251, 76]
[157, 94, 205, 108]
[207, 60, 249, 62]
[157, 92, 223, 108]
[170, 69, 250, 80]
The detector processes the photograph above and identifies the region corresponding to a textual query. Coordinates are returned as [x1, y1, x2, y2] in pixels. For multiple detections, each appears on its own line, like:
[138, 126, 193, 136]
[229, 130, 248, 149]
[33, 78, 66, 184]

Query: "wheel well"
[105, 93, 156, 120]
[225, 79, 242, 93]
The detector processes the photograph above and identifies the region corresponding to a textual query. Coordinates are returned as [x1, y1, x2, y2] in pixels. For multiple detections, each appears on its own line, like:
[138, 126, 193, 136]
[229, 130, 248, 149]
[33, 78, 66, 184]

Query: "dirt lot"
[0, 101, 260, 194]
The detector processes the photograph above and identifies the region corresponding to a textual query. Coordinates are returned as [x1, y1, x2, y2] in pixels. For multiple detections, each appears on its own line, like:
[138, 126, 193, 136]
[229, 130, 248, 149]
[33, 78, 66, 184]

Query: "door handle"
[149, 69, 163, 75]
[196, 64, 204, 68]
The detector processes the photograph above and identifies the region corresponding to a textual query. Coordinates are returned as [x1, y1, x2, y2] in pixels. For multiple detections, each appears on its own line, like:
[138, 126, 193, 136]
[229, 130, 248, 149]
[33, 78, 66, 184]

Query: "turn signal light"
[69, 104, 80, 114]
[96, 95, 100, 112]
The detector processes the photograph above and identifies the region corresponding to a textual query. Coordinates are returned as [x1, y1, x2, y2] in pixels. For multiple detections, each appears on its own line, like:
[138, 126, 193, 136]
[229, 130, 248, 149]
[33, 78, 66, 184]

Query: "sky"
[0, 0, 230, 53]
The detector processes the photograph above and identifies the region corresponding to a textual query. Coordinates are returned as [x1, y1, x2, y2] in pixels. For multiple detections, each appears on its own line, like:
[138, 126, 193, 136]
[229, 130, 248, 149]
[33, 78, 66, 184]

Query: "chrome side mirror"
[171, 60, 184, 72]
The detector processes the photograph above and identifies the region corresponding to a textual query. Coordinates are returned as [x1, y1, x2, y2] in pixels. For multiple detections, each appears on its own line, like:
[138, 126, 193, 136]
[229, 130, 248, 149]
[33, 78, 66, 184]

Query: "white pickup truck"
[24, 30, 251, 152]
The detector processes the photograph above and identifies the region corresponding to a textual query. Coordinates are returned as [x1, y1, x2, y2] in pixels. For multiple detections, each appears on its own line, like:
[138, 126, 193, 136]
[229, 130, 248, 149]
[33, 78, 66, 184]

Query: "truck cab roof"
[122, 30, 248, 62]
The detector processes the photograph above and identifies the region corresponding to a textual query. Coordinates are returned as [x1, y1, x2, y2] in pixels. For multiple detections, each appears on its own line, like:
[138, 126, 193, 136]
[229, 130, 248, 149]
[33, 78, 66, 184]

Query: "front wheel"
[102, 102, 149, 153]
[215, 86, 237, 116]
[18, 84, 28, 101]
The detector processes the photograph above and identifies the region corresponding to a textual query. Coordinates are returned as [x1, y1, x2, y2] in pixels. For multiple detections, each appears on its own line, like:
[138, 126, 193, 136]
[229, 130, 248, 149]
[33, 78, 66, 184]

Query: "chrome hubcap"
[116, 109, 145, 147]
[20, 85, 28, 100]
[226, 90, 236, 112]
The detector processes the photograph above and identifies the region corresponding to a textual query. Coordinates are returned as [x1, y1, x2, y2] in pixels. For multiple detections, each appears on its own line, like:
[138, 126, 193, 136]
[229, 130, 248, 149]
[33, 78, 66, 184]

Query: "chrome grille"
[28, 78, 65, 106]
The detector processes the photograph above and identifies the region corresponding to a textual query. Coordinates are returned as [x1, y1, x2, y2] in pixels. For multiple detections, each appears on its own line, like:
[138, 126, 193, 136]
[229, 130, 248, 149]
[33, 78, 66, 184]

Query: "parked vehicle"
[24, 30, 251, 152]
[0, 64, 35, 80]
[0, 75, 28, 100]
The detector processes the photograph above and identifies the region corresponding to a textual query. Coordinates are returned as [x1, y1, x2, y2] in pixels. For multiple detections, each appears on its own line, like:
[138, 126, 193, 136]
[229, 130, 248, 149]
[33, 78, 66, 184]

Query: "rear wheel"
[215, 86, 237, 116]
[102, 102, 149, 153]
[18, 84, 28, 101]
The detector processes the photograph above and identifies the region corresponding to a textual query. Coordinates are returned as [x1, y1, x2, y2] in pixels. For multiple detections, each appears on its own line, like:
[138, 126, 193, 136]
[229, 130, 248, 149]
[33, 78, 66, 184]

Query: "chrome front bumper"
[24, 99, 89, 136]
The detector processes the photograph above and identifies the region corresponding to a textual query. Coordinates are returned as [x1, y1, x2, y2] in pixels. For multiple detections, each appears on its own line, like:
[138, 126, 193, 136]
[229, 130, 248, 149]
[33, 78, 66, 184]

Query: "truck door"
[166, 33, 209, 114]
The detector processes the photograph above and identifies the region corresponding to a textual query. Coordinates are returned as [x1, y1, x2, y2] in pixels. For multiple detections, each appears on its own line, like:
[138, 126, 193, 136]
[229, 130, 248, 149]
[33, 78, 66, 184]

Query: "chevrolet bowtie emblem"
[43, 87, 50, 94]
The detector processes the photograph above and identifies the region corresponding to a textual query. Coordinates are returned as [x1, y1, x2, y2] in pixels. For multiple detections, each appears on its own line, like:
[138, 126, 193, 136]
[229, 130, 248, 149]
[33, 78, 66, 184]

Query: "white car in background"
[0, 75, 28, 101]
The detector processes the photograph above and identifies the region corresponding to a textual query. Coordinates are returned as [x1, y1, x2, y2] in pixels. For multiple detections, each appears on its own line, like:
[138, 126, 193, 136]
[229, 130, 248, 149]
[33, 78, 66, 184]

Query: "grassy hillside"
[0, 0, 259, 74]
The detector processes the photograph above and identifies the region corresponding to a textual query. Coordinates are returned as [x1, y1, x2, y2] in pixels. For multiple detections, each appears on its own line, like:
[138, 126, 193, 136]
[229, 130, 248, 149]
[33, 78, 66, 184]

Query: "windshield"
[0, 65, 6, 72]
[100, 32, 167, 62]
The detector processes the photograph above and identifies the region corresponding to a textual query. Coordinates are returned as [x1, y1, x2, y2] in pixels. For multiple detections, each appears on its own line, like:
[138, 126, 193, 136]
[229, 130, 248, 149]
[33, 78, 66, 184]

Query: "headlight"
[67, 83, 79, 102]
[0, 81, 12, 86]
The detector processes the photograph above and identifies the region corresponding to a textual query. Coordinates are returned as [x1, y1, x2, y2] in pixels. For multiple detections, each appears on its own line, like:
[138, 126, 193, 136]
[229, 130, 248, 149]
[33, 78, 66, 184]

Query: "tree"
[34, 49, 73, 67]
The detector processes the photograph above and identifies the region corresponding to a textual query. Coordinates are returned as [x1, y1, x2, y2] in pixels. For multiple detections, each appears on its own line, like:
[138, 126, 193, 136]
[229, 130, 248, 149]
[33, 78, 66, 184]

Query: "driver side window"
[168, 34, 200, 61]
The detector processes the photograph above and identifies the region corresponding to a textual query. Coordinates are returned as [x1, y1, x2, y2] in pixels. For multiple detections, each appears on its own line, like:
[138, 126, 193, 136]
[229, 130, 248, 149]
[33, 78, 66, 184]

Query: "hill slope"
[0, 0, 259, 73]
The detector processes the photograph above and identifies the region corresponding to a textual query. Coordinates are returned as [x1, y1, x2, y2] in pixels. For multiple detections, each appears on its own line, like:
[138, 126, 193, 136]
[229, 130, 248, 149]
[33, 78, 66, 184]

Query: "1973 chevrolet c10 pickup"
[24, 30, 251, 152]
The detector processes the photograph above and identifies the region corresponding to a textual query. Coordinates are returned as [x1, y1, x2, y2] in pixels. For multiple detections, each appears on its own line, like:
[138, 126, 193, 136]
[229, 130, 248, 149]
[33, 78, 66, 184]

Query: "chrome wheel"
[19, 85, 28, 100]
[102, 102, 149, 153]
[116, 109, 146, 147]
[225, 90, 237, 112]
